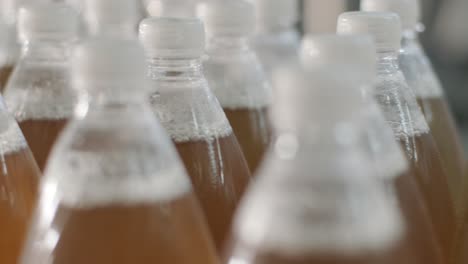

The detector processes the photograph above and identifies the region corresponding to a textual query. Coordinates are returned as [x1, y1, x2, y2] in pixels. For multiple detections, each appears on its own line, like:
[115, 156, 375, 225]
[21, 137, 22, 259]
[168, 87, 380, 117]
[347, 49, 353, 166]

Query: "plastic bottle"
[4, 3, 79, 172]
[337, 11, 457, 262]
[199, 0, 273, 174]
[247, 0, 300, 82]
[224, 67, 405, 264]
[19, 37, 220, 264]
[301, 34, 445, 264]
[139, 17, 251, 251]
[362, 0, 466, 223]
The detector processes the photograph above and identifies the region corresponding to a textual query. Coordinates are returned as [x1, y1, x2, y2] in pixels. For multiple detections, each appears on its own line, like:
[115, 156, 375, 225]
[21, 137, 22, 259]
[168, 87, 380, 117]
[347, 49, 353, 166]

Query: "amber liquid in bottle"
[0, 148, 40, 264]
[224, 108, 272, 173]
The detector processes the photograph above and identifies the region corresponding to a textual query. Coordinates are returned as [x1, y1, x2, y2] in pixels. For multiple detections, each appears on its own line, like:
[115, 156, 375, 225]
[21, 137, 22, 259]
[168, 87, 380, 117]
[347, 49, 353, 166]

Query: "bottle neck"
[376, 51, 400, 74]
[206, 35, 250, 54]
[21, 39, 72, 62]
[146, 58, 204, 82]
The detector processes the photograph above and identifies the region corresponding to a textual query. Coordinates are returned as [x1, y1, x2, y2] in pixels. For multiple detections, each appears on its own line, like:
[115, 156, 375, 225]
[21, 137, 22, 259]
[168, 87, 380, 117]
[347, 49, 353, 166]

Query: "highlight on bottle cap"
[300, 34, 377, 83]
[17, 2, 80, 42]
[361, 0, 421, 30]
[337, 11, 402, 52]
[139, 17, 205, 59]
[83, 0, 141, 36]
[247, 0, 299, 31]
[72, 37, 148, 92]
[197, 0, 255, 37]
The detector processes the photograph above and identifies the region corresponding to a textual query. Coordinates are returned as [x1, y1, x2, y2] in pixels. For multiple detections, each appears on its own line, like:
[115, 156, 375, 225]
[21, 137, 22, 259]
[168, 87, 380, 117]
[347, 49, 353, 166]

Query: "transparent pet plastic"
[19, 38, 219, 264]
[0, 96, 40, 264]
[374, 50, 457, 262]
[200, 0, 273, 174]
[299, 34, 445, 263]
[142, 19, 252, 249]
[400, 31, 466, 214]
[4, 4, 79, 172]
[225, 70, 405, 264]
[203, 37, 273, 174]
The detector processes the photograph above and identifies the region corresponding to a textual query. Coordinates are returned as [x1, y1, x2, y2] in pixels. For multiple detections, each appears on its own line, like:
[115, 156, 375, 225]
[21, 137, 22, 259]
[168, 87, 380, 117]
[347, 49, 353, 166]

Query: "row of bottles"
[0, 0, 466, 263]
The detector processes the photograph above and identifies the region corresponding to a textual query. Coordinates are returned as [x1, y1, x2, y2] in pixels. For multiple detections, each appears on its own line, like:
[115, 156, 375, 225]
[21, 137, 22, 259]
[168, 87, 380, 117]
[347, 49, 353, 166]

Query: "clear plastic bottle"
[224, 67, 405, 264]
[247, 0, 300, 82]
[362, 0, 467, 223]
[139, 17, 251, 251]
[4, 3, 79, 172]
[82, 0, 142, 38]
[301, 34, 445, 264]
[338, 11, 456, 262]
[19, 37, 220, 264]
[0, 97, 40, 264]
[199, 0, 273, 174]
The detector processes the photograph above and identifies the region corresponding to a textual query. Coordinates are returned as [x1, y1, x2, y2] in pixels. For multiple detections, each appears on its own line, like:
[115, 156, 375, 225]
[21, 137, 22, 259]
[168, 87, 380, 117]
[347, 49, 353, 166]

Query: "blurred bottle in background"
[139, 17, 251, 251]
[82, 0, 143, 38]
[362, 0, 466, 222]
[199, 0, 273, 174]
[338, 11, 457, 262]
[247, 0, 301, 83]
[20, 37, 220, 264]
[301, 34, 445, 264]
[4, 3, 79, 172]
[225, 67, 406, 264]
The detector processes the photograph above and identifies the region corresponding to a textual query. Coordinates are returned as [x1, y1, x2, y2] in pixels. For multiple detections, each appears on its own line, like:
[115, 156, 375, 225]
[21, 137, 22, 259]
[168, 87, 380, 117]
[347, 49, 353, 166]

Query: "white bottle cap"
[197, 0, 255, 37]
[72, 37, 148, 95]
[361, 0, 420, 30]
[300, 34, 377, 84]
[272, 65, 363, 131]
[83, 0, 141, 37]
[139, 17, 205, 59]
[17, 3, 80, 43]
[337, 11, 402, 52]
[247, 0, 299, 31]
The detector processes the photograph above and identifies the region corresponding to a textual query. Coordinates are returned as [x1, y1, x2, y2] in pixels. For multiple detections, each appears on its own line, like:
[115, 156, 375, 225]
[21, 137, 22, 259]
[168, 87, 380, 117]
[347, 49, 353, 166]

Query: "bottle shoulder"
[4, 61, 77, 121]
[148, 79, 233, 143]
[44, 106, 192, 208]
